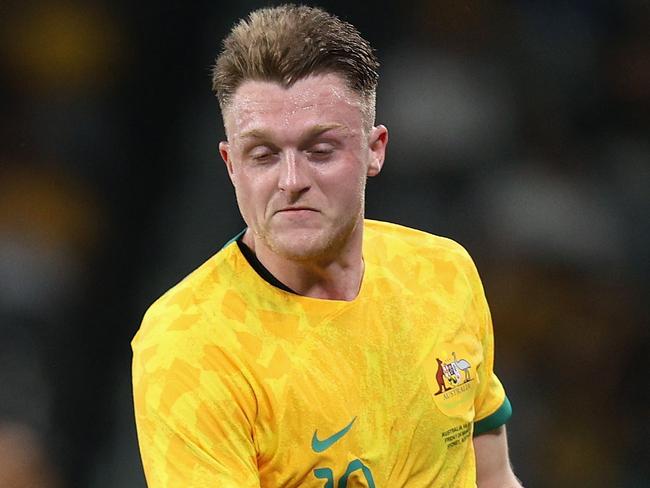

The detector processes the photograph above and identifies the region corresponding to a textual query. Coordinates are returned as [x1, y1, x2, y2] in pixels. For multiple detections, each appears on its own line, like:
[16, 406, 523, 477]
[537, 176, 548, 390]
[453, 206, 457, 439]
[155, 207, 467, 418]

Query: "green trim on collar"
[473, 396, 512, 436]
[221, 228, 247, 250]
[221, 228, 296, 294]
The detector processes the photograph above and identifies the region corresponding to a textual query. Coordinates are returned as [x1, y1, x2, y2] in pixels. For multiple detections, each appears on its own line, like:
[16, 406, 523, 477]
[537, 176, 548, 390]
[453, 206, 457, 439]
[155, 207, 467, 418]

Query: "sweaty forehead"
[224, 74, 363, 137]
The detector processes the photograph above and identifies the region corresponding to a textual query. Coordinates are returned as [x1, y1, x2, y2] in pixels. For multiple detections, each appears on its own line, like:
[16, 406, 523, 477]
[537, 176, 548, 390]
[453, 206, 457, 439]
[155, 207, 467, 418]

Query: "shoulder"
[131, 241, 263, 420]
[364, 219, 477, 271]
[131, 241, 243, 359]
[363, 219, 487, 304]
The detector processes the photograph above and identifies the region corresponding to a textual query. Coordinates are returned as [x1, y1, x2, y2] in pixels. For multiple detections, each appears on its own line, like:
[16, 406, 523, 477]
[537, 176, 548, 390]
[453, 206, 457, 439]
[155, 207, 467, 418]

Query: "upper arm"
[473, 425, 522, 488]
[463, 252, 521, 486]
[132, 335, 260, 488]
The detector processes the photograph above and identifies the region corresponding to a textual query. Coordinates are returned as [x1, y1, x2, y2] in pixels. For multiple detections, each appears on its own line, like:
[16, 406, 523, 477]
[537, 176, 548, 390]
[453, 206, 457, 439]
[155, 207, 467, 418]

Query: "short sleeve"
[132, 310, 261, 488]
[465, 259, 512, 435]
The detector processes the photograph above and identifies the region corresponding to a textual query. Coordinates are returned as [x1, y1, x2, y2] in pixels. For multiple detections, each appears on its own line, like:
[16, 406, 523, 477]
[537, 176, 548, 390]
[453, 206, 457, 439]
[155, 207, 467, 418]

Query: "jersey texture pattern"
[132, 219, 511, 487]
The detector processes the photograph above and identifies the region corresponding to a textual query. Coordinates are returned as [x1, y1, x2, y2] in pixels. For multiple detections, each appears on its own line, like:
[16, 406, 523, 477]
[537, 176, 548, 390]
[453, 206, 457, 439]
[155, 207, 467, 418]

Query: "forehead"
[224, 73, 364, 138]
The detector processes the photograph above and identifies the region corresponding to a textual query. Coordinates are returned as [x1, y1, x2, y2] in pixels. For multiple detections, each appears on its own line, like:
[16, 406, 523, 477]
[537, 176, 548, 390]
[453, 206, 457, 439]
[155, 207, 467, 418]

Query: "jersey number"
[314, 459, 376, 487]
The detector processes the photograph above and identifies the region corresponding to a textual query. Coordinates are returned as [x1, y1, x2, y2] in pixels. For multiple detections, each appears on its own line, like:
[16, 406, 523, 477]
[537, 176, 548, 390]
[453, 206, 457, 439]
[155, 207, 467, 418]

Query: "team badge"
[434, 352, 472, 395]
[424, 341, 480, 419]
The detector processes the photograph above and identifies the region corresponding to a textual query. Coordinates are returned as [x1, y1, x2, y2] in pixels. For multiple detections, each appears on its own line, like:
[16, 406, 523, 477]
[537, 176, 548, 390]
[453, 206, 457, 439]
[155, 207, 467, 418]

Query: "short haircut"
[212, 4, 379, 129]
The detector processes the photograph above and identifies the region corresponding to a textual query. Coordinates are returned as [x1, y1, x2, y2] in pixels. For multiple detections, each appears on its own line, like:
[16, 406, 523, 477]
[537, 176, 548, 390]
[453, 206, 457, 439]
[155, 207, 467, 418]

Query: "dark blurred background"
[1, 0, 648, 487]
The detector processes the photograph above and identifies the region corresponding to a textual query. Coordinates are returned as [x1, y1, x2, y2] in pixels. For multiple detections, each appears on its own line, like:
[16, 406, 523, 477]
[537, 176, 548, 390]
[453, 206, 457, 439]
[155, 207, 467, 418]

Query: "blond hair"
[212, 4, 379, 129]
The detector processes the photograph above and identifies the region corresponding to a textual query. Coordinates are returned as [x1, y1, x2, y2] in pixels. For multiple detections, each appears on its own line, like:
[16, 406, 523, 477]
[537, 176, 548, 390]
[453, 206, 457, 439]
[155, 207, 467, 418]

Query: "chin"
[268, 234, 331, 261]
[256, 215, 361, 261]
[266, 226, 349, 262]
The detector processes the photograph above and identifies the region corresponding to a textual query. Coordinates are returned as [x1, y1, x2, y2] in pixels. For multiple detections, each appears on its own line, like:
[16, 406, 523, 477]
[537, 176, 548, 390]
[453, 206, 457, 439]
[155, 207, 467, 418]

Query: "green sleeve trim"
[221, 228, 247, 250]
[473, 396, 512, 436]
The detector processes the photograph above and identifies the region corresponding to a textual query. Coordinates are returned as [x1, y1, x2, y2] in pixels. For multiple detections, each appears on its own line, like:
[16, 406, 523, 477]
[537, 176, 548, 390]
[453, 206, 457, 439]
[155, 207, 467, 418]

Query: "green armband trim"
[473, 396, 512, 436]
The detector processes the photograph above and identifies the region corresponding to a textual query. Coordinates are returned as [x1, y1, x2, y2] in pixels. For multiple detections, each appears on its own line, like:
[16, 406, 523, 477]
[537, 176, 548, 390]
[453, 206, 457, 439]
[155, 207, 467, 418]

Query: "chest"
[244, 294, 484, 487]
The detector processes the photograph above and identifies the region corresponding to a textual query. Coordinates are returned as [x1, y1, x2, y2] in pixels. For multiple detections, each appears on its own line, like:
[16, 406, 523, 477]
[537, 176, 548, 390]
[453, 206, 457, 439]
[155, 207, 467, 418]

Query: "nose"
[278, 150, 311, 195]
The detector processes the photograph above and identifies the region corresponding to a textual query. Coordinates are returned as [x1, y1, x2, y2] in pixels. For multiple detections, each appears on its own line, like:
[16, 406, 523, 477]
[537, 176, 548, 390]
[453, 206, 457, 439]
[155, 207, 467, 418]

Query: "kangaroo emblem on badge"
[435, 353, 472, 395]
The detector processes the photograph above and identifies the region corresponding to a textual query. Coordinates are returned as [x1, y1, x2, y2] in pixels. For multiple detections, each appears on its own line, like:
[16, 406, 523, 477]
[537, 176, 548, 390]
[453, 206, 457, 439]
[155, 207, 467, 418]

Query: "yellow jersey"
[132, 219, 511, 487]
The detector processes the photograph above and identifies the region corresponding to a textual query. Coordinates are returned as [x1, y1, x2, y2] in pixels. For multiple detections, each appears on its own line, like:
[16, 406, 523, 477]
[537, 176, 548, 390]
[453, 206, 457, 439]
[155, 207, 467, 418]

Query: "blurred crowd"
[1, 1, 648, 487]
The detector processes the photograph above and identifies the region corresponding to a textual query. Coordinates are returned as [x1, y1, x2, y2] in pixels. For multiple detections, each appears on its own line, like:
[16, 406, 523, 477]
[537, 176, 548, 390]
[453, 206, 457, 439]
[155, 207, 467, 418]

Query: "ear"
[219, 141, 236, 185]
[367, 125, 388, 177]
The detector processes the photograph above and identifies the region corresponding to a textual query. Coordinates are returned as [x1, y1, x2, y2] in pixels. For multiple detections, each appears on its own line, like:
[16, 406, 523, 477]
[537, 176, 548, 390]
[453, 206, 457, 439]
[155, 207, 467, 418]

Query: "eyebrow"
[238, 123, 349, 141]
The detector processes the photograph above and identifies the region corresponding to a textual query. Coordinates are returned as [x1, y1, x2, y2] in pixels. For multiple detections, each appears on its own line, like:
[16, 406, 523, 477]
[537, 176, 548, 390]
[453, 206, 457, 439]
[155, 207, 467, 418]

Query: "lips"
[276, 207, 317, 213]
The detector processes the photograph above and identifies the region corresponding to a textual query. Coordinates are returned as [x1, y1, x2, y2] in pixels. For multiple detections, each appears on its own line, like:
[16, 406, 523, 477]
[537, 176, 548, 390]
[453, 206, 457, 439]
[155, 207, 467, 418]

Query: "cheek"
[324, 168, 366, 203]
[233, 170, 273, 213]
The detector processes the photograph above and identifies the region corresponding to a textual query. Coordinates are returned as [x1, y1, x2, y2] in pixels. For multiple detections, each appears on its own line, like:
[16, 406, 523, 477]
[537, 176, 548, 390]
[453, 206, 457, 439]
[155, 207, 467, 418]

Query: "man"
[132, 5, 522, 487]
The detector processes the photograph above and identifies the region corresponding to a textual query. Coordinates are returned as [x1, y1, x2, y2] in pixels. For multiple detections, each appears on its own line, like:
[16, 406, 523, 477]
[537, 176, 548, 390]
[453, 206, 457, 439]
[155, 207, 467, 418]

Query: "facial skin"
[219, 73, 387, 298]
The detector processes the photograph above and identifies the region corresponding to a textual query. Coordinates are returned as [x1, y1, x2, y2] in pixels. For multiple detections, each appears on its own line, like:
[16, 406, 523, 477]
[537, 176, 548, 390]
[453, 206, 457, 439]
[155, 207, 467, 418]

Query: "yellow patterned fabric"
[132, 219, 510, 487]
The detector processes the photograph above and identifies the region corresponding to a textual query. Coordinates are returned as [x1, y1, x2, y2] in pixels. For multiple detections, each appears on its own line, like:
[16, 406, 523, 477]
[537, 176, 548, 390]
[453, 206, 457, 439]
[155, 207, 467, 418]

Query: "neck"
[242, 228, 365, 301]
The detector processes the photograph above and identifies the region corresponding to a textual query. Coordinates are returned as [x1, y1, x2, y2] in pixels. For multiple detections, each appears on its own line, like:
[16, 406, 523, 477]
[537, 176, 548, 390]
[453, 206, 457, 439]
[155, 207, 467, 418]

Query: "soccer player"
[132, 5, 522, 487]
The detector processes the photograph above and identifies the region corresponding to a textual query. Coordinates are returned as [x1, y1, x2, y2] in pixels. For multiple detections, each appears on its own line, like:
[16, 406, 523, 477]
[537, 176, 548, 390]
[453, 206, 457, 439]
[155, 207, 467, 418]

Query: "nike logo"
[311, 417, 356, 453]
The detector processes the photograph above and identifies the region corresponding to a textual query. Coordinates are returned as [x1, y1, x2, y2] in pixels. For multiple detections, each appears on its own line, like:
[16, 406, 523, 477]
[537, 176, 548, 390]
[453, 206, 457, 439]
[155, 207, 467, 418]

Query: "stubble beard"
[239, 175, 368, 263]
[258, 208, 363, 263]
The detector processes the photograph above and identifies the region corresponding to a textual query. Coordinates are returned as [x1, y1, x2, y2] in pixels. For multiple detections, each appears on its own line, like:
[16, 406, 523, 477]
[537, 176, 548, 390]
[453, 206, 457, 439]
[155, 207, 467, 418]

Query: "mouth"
[276, 207, 318, 214]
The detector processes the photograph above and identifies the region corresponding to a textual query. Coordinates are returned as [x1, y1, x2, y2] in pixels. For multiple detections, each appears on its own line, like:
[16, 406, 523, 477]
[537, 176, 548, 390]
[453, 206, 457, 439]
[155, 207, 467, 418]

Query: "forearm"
[474, 425, 523, 488]
[477, 471, 523, 488]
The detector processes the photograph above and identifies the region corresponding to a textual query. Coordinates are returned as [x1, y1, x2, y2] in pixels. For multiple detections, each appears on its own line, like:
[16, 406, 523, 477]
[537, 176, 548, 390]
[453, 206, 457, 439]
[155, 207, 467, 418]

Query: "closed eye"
[253, 153, 275, 162]
[306, 144, 335, 161]
[248, 146, 278, 164]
